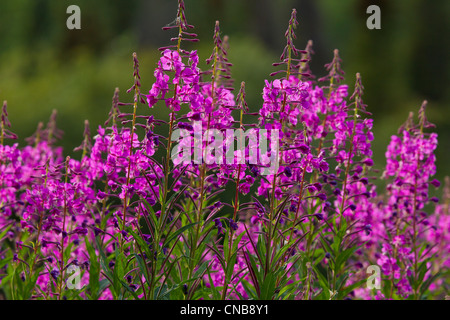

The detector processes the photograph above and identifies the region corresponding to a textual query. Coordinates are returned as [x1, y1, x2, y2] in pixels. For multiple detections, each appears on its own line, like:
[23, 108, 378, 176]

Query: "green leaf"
[231, 283, 245, 300]
[335, 244, 363, 272]
[143, 199, 159, 237]
[382, 278, 392, 298]
[193, 260, 209, 279]
[277, 280, 301, 299]
[313, 264, 330, 293]
[245, 251, 261, 297]
[337, 217, 348, 238]
[313, 289, 328, 300]
[113, 250, 126, 298]
[97, 279, 110, 297]
[0, 256, 11, 270]
[222, 232, 229, 261]
[166, 185, 189, 214]
[85, 237, 100, 299]
[64, 242, 74, 266]
[0, 225, 12, 240]
[99, 255, 113, 282]
[419, 271, 441, 298]
[158, 277, 199, 300]
[23, 268, 40, 300]
[338, 279, 366, 299]
[312, 249, 326, 266]
[272, 238, 301, 269]
[206, 266, 221, 300]
[260, 272, 276, 300]
[120, 280, 140, 300]
[241, 279, 257, 300]
[231, 231, 245, 255]
[335, 272, 350, 292]
[132, 253, 150, 285]
[415, 258, 431, 290]
[319, 235, 334, 257]
[225, 252, 237, 283]
[256, 234, 266, 267]
[128, 229, 153, 262]
[164, 222, 199, 246]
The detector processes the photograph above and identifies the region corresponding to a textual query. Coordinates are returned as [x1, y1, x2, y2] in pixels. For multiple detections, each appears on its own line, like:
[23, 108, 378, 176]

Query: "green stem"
[339, 98, 359, 218]
[121, 57, 140, 248]
[58, 158, 69, 300]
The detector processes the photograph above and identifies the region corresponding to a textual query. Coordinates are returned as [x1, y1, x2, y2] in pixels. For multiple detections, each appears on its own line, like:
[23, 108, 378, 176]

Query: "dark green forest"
[0, 0, 449, 180]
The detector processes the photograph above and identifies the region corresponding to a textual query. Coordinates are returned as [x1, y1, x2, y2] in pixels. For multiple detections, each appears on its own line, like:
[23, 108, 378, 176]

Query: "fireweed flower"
[361, 103, 440, 299]
[0, 3, 447, 301]
[331, 74, 376, 225]
[424, 177, 450, 291]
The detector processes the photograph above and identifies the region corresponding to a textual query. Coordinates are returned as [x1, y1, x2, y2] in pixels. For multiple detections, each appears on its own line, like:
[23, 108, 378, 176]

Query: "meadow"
[0, 1, 448, 300]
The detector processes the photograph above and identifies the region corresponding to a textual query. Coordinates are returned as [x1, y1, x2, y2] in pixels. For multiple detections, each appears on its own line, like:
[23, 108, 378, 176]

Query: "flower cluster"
[0, 1, 447, 301]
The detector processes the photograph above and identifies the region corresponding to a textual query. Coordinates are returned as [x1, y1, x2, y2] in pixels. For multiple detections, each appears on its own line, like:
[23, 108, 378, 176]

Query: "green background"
[0, 0, 449, 182]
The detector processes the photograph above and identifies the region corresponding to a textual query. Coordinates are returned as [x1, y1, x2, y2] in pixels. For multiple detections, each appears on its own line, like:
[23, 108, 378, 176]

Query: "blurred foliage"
[0, 0, 449, 181]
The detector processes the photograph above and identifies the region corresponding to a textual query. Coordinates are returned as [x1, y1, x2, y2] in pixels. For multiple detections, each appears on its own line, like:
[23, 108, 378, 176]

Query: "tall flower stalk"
[0, 3, 446, 301]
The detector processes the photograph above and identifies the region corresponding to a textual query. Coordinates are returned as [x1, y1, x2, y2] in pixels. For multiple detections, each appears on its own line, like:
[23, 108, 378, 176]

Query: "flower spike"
[319, 49, 345, 88]
[272, 8, 307, 79]
[1, 101, 17, 144]
[297, 40, 315, 81]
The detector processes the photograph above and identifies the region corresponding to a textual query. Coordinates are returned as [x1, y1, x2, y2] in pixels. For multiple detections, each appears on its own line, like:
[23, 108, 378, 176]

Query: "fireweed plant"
[0, 2, 448, 300]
